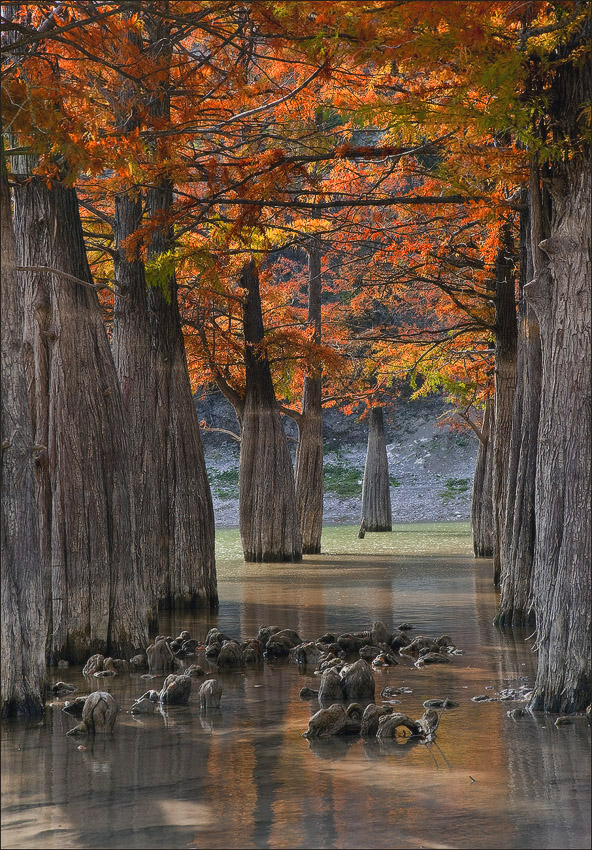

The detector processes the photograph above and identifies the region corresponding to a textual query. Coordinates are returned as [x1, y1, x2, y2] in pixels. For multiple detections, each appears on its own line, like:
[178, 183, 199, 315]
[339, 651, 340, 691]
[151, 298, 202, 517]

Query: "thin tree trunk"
[492, 223, 518, 584]
[13, 175, 147, 663]
[239, 259, 302, 562]
[295, 240, 324, 554]
[471, 398, 494, 557]
[1, 149, 46, 717]
[496, 193, 540, 626]
[525, 146, 591, 712]
[361, 406, 392, 532]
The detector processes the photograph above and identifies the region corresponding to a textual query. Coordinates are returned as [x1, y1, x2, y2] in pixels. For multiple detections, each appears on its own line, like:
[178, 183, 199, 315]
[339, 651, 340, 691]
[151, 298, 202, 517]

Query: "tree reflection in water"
[1, 524, 590, 849]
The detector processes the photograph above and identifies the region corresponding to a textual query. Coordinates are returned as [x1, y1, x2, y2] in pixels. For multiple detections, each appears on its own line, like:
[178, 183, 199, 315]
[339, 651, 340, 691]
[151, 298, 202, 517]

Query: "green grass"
[209, 468, 239, 499]
[323, 464, 363, 497]
[210, 464, 401, 500]
[323, 465, 402, 498]
[439, 477, 470, 503]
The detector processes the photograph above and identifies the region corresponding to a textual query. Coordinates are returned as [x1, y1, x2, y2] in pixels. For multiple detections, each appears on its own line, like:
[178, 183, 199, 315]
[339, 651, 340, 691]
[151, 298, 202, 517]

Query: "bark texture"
[361, 407, 392, 532]
[294, 241, 324, 554]
[14, 175, 147, 663]
[111, 9, 217, 618]
[112, 192, 217, 617]
[525, 158, 591, 712]
[239, 260, 302, 562]
[471, 399, 495, 557]
[497, 196, 540, 626]
[1, 155, 46, 717]
[492, 224, 518, 584]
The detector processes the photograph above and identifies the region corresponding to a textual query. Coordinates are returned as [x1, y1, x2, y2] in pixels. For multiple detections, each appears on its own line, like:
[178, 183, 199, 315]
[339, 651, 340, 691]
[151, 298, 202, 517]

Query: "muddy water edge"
[1, 523, 590, 850]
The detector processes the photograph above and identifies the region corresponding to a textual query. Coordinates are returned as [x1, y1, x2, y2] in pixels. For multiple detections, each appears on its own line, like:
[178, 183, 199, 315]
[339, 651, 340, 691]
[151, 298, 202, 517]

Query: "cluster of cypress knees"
[54, 620, 464, 739]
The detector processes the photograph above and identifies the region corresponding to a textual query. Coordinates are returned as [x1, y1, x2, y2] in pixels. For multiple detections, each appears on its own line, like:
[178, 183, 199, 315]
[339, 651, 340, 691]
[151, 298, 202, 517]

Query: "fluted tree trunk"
[525, 55, 591, 714]
[239, 260, 302, 562]
[492, 223, 518, 584]
[1, 150, 46, 717]
[112, 10, 217, 620]
[294, 240, 324, 554]
[471, 399, 495, 557]
[361, 406, 392, 532]
[496, 194, 541, 626]
[13, 173, 147, 663]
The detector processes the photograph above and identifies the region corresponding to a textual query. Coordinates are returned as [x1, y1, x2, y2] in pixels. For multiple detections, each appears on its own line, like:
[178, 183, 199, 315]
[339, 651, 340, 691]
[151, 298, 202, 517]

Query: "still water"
[2, 523, 590, 850]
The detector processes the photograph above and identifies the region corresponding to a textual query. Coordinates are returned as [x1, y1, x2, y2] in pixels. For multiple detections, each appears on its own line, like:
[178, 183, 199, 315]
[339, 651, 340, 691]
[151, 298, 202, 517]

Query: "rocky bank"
[196, 394, 478, 528]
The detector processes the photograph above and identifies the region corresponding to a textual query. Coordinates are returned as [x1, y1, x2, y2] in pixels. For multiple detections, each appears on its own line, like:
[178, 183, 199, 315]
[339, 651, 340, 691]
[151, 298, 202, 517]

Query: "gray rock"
[265, 634, 297, 659]
[299, 686, 320, 699]
[217, 640, 244, 668]
[303, 703, 361, 738]
[129, 653, 148, 671]
[390, 632, 411, 650]
[199, 678, 223, 710]
[418, 708, 440, 738]
[205, 628, 231, 646]
[159, 674, 192, 706]
[371, 651, 398, 668]
[289, 642, 323, 666]
[272, 629, 302, 646]
[400, 635, 439, 657]
[52, 682, 77, 696]
[370, 621, 391, 646]
[361, 704, 392, 737]
[240, 639, 264, 663]
[336, 633, 362, 654]
[146, 639, 175, 672]
[376, 712, 422, 741]
[185, 664, 206, 677]
[415, 652, 450, 667]
[316, 633, 337, 645]
[340, 659, 375, 701]
[82, 654, 104, 676]
[66, 691, 117, 736]
[318, 667, 345, 702]
[62, 696, 88, 716]
[359, 645, 381, 662]
[256, 625, 281, 644]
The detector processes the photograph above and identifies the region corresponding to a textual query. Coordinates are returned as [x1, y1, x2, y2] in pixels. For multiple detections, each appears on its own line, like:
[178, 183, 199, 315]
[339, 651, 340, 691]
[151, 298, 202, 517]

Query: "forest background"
[1, 1, 590, 721]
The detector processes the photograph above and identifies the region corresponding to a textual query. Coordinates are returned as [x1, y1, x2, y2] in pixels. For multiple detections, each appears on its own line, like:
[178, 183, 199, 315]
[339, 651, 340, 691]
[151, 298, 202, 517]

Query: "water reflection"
[1, 523, 590, 850]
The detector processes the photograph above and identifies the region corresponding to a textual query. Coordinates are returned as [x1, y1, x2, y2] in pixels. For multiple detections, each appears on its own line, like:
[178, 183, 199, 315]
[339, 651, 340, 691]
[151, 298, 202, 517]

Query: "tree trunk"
[294, 240, 323, 554]
[525, 145, 591, 713]
[13, 175, 147, 663]
[112, 192, 217, 616]
[492, 224, 518, 584]
[1, 150, 46, 717]
[361, 406, 392, 532]
[112, 10, 217, 618]
[471, 398, 494, 557]
[239, 260, 302, 562]
[496, 195, 540, 626]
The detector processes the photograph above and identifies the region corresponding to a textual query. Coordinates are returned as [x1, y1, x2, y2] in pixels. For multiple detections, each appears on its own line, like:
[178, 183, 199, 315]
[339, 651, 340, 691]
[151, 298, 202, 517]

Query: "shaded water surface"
[2, 523, 590, 849]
